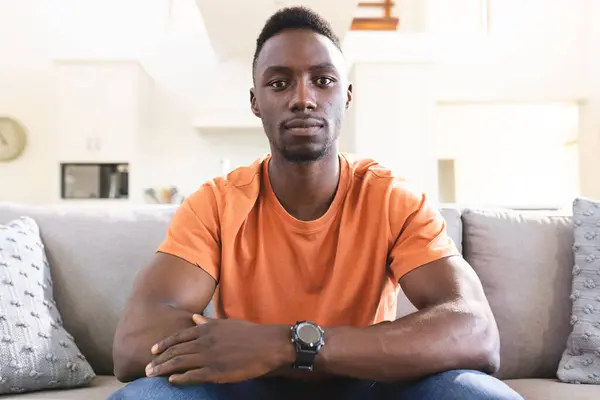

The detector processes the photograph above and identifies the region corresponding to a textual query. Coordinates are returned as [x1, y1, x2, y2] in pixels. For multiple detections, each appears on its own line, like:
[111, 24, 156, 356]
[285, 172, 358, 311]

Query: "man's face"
[250, 29, 352, 163]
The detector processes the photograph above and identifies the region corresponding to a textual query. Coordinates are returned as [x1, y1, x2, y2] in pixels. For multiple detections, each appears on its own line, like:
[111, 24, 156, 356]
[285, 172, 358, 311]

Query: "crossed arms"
[112, 252, 500, 384]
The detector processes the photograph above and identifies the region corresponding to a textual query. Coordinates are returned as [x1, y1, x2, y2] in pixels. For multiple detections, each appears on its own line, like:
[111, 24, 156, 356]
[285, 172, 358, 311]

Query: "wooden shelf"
[351, 17, 399, 31]
[357, 1, 395, 8]
[352, 0, 398, 31]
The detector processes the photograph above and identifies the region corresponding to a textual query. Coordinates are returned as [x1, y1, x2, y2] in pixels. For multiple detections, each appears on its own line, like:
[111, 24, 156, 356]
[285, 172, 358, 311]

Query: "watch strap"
[293, 348, 317, 371]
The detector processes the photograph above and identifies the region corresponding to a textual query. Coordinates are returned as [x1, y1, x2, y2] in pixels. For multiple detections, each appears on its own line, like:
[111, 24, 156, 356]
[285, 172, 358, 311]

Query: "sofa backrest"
[398, 206, 574, 380]
[460, 208, 574, 380]
[0, 203, 576, 381]
[0, 202, 176, 375]
[0, 203, 464, 376]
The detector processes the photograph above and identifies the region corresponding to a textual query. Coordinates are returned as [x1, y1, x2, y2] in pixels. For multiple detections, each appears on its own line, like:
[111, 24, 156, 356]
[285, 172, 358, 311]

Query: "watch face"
[297, 322, 322, 345]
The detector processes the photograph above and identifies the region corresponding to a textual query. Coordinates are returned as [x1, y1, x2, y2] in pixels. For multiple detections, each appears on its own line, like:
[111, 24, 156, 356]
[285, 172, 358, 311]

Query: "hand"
[145, 314, 294, 384]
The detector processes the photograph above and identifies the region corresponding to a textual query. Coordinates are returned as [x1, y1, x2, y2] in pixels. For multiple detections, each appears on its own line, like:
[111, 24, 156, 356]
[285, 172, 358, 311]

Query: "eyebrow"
[309, 63, 337, 71]
[262, 63, 338, 78]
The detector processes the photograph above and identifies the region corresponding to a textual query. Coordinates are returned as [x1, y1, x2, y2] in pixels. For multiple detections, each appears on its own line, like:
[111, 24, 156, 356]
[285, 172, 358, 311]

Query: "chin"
[281, 147, 330, 163]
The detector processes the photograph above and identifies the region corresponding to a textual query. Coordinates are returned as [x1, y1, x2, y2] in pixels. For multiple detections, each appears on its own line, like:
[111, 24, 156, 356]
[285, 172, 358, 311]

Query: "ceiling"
[194, 0, 359, 62]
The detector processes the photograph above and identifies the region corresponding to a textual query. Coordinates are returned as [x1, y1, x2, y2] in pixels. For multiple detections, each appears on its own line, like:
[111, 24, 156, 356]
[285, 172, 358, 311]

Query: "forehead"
[255, 29, 345, 76]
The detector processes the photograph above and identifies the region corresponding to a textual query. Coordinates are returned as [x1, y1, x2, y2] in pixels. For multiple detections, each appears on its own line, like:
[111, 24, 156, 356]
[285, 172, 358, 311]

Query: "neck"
[268, 151, 341, 221]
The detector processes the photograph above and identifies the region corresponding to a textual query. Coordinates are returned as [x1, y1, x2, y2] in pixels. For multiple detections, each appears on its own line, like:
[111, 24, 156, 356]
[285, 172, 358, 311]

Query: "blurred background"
[0, 0, 596, 209]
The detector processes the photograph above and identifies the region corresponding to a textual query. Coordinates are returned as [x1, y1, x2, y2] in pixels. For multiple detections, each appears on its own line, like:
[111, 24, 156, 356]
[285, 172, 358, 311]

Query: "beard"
[279, 138, 334, 163]
[272, 115, 342, 164]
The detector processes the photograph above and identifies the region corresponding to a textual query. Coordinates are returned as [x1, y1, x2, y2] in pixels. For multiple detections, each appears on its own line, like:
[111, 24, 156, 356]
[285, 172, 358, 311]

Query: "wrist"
[315, 326, 339, 371]
[315, 326, 369, 376]
[274, 324, 296, 368]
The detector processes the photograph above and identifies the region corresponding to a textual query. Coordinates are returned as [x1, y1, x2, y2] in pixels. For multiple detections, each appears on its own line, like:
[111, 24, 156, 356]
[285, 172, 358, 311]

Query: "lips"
[284, 118, 324, 129]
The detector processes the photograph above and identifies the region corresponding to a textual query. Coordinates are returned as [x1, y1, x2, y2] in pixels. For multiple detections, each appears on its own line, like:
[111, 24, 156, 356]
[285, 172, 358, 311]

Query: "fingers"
[169, 367, 254, 385]
[193, 313, 210, 325]
[147, 342, 204, 377]
[151, 324, 206, 355]
[168, 368, 213, 385]
[148, 355, 205, 378]
[150, 340, 198, 369]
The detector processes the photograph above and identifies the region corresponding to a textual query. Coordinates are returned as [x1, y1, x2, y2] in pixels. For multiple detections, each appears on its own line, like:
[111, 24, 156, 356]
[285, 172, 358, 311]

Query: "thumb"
[192, 313, 210, 325]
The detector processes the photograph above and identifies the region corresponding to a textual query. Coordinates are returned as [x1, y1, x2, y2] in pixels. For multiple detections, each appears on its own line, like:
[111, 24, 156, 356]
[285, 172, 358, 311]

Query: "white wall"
[434, 103, 580, 208]
[0, 0, 263, 202]
[348, 62, 438, 199]
[345, 0, 593, 206]
[435, 0, 586, 102]
[1, 0, 598, 204]
[0, 1, 55, 203]
[578, 0, 600, 199]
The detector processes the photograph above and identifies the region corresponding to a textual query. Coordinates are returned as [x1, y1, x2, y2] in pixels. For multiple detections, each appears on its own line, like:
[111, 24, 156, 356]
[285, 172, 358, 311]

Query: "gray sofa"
[0, 202, 599, 399]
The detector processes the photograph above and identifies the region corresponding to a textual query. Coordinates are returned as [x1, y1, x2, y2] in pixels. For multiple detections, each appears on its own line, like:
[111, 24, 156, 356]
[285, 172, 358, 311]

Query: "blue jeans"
[109, 369, 523, 399]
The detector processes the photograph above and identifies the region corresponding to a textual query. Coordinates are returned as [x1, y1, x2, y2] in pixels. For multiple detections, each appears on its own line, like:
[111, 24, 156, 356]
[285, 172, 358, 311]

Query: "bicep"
[399, 255, 489, 311]
[125, 252, 216, 316]
[114, 253, 216, 352]
[117, 184, 221, 329]
[113, 253, 216, 380]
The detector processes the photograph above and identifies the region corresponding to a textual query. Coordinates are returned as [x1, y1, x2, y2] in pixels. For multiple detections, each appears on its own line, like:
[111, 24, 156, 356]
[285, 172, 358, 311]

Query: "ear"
[250, 88, 261, 118]
[345, 84, 353, 109]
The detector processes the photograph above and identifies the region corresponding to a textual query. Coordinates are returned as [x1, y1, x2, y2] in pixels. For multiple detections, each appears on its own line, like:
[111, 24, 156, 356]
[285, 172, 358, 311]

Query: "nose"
[288, 79, 317, 112]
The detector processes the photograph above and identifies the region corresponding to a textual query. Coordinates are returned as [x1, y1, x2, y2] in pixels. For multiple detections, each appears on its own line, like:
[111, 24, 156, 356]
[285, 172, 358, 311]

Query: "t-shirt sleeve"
[387, 181, 460, 281]
[156, 182, 221, 282]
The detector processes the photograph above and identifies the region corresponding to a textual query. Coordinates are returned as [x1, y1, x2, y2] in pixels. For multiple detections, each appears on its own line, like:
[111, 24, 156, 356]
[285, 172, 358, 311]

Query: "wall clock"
[0, 117, 27, 162]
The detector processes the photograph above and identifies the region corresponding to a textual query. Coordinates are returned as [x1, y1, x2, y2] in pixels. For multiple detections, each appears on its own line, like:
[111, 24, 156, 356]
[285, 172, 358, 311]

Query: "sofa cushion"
[462, 208, 574, 380]
[504, 378, 600, 400]
[0, 375, 124, 400]
[0, 203, 178, 375]
[0, 217, 96, 394]
[439, 207, 463, 255]
[557, 198, 600, 384]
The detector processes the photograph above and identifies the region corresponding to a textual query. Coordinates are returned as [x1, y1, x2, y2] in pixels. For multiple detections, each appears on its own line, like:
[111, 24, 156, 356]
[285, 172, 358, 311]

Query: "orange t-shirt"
[157, 153, 459, 327]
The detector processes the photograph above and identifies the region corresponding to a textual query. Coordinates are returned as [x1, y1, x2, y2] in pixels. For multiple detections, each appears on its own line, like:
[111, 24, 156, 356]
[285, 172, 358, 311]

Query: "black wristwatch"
[290, 320, 325, 372]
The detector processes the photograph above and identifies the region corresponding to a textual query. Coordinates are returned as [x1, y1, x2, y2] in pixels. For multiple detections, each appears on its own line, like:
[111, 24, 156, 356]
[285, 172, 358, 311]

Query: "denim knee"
[108, 376, 217, 400]
[392, 369, 524, 400]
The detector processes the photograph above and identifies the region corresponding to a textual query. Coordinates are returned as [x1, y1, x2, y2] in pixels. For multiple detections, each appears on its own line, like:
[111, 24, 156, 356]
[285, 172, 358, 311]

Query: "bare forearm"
[316, 300, 499, 382]
[112, 304, 196, 382]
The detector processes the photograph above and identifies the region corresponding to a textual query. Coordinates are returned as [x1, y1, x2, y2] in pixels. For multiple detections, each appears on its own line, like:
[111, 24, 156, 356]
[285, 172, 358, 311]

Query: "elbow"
[448, 299, 501, 375]
[476, 337, 500, 375]
[471, 310, 501, 375]
[112, 352, 138, 383]
[483, 334, 501, 375]
[113, 364, 139, 383]
[113, 357, 146, 383]
[114, 372, 142, 384]
[112, 337, 129, 382]
[112, 339, 145, 383]
[113, 369, 132, 383]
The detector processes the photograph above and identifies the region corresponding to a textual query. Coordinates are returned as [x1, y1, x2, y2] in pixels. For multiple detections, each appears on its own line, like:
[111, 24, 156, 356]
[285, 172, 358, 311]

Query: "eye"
[269, 80, 288, 90]
[315, 77, 334, 86]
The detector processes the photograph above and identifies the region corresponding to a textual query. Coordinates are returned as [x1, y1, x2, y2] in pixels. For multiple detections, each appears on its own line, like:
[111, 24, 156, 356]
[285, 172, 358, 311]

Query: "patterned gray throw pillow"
[0, 217, 95, 394]
[557, 198, 600, 384]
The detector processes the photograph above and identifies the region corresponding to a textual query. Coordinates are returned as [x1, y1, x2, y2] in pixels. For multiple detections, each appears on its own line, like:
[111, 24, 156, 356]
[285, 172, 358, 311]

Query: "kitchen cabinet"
[53, 60, 151, 163]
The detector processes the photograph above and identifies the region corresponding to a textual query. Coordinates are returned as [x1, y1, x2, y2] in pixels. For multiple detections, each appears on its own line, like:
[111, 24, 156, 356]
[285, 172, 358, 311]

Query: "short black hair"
[252, 6, 342, 77]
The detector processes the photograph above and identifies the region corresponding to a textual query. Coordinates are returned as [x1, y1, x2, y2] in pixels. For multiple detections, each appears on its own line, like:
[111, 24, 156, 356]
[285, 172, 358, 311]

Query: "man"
[110, 6, 523, 400]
